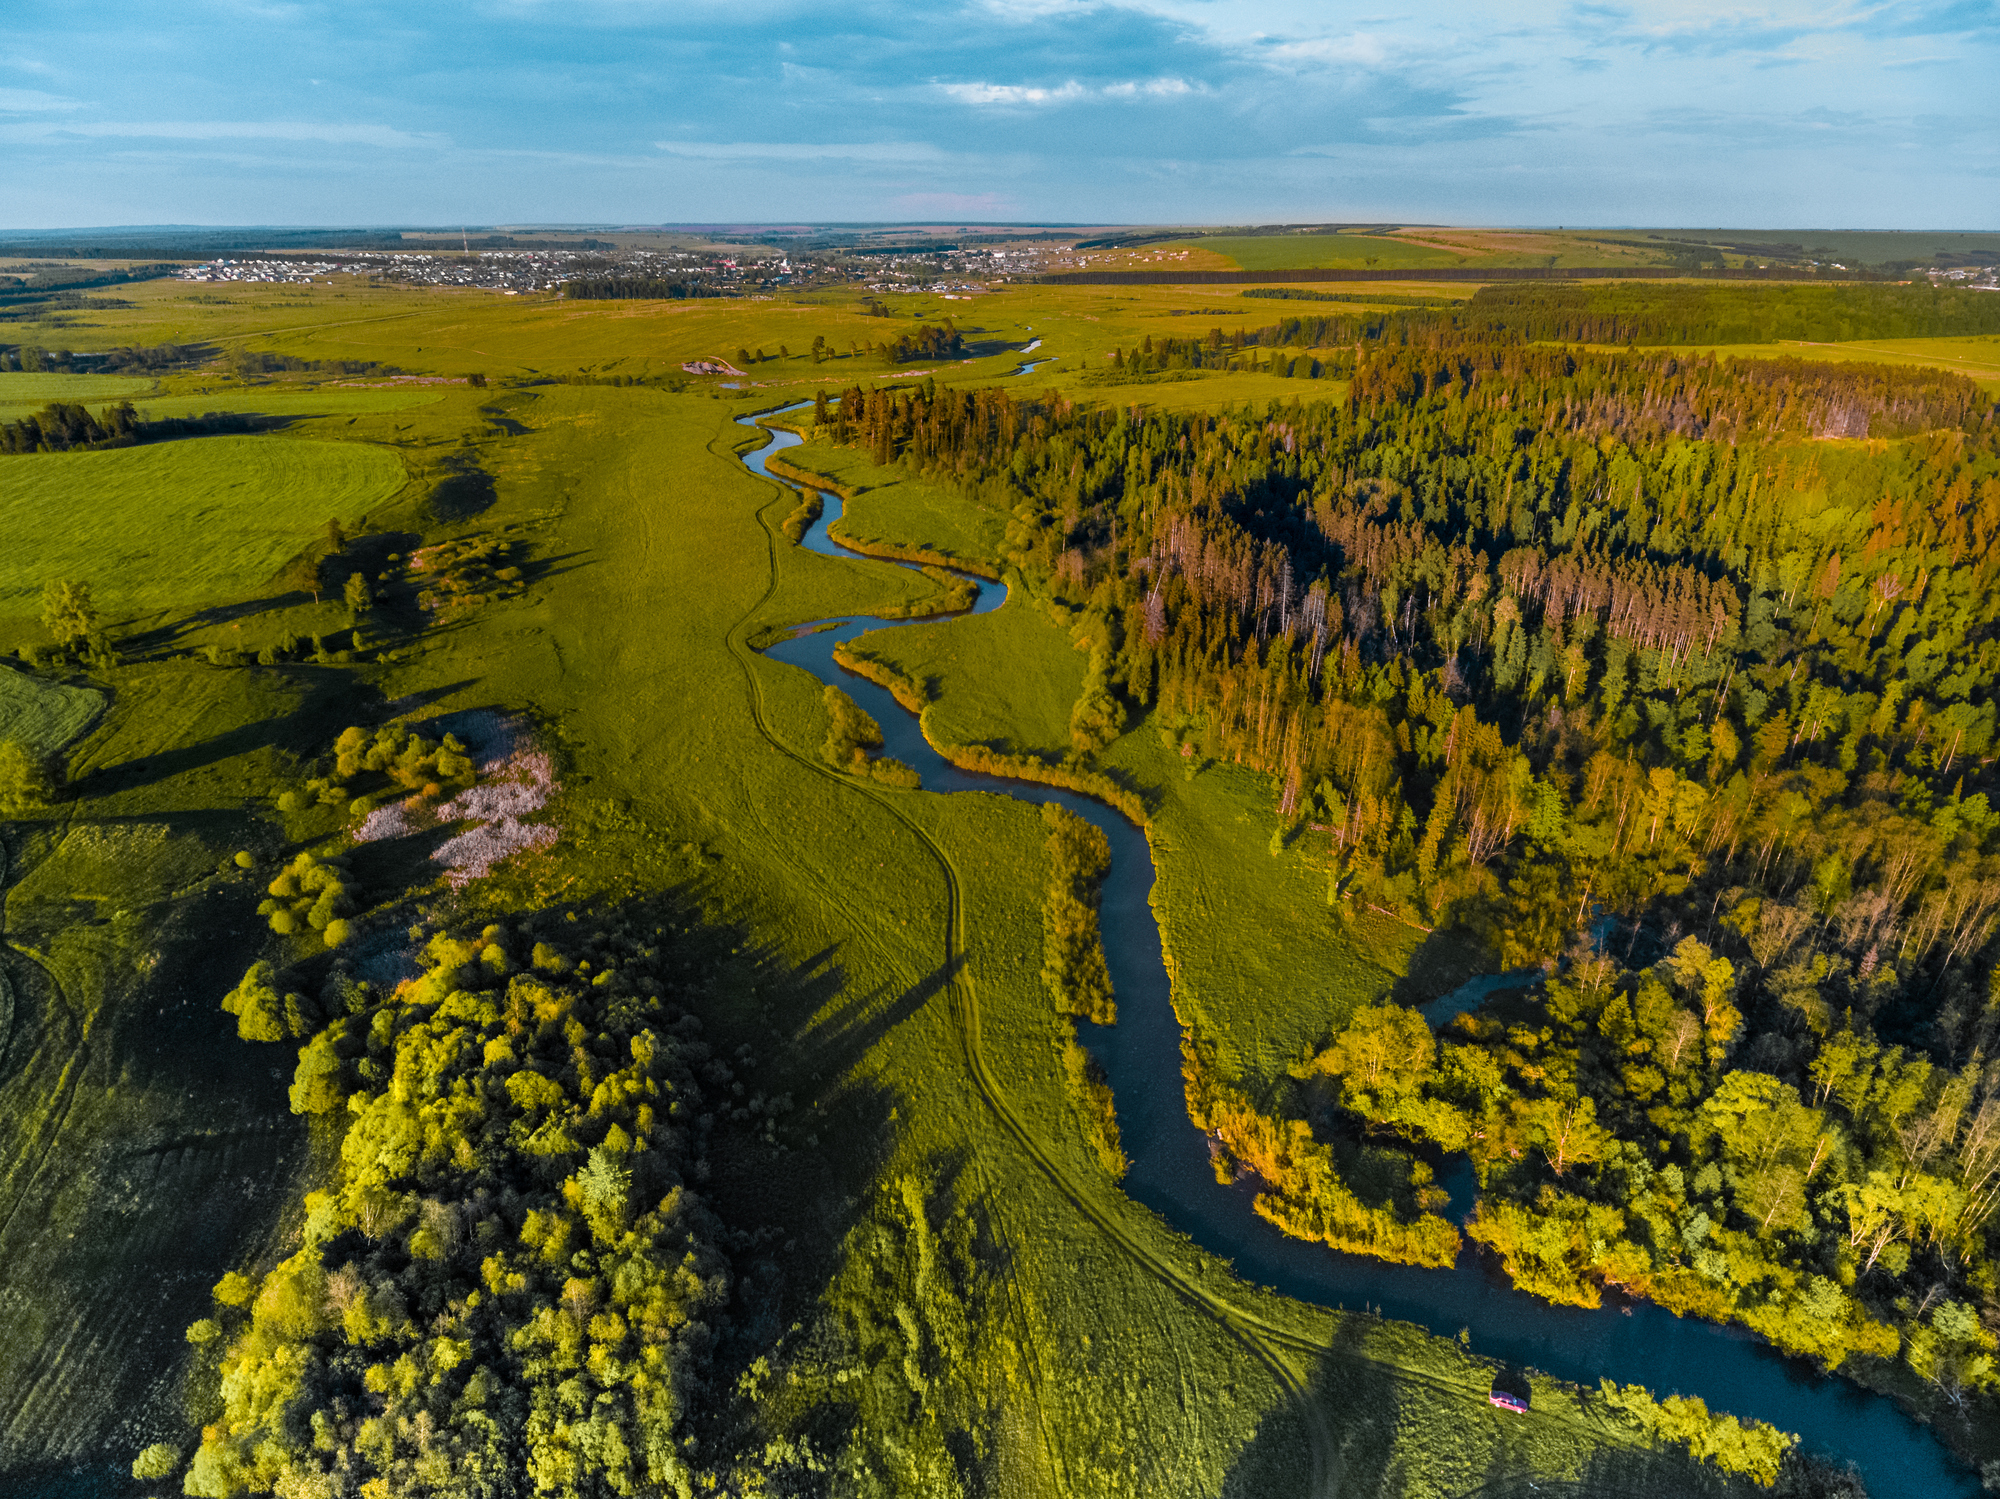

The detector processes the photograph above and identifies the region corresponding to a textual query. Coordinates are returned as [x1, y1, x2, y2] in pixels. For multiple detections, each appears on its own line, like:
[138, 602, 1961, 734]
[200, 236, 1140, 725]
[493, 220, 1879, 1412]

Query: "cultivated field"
[0, 436, 405, 614]
[0, 371, 160, 421]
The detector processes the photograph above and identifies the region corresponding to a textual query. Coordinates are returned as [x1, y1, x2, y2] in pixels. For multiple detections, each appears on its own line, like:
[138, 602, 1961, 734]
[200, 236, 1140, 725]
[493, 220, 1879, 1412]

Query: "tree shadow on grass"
[1223, 1333, 1786, 1499]
[422, 452, 496, 525]
[74, 666, 371, 797]
[1221, 1341, 1399, 1499]
[787, 950, 966, 1087]
[1451, 1442, 1753, 1499]
[1390, 924, 1499, 1007]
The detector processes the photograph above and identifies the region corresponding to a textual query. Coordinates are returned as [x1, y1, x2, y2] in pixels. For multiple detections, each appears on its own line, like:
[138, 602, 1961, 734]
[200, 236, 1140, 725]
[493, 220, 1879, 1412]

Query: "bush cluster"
[253, 850, 360, 943]
[411, 535, 523, 615]
[276, 724, 477, 819]
[184, 918, 738, 1499]
[819, 685, 919, 788]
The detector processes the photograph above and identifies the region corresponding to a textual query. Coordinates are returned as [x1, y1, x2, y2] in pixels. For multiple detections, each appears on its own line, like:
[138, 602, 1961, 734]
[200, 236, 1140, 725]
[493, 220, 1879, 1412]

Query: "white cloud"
[1256, 32, 1395, 69]
[939, 79, 1088, 105]
[938, 76, 1194, 106]
[0, 87, 82, 112]
[24, 120, 444, 147]
[653, 139, 945, 161]
[1103, 76, 1195, 97]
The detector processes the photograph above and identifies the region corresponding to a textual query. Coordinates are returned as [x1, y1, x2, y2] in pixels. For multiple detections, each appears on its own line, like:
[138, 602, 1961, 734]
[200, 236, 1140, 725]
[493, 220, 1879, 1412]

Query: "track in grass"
[0, 667, 104, 758]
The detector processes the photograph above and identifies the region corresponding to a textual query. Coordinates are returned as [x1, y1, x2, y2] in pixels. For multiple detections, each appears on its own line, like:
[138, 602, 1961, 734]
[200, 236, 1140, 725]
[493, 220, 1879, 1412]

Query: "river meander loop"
[734, 401, 1976, 1499]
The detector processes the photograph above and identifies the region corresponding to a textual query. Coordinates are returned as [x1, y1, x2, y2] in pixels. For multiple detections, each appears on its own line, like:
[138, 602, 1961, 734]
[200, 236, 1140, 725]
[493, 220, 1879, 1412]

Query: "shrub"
[132, 1443, 179, 1481]
[221, 961, 286, 1042]
[212, 1272, 255, 1307]
[0, 739, 54, 815]
[821, 685, 885, 773]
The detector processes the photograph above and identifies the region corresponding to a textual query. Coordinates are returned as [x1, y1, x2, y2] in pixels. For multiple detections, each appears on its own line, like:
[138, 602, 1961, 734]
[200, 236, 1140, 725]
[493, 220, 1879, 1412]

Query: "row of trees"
[561, 275, 720, 300]
[0, 400, 138, 453]
[1102, 332, 1354, 381]
[1231, 281, 2000, 348]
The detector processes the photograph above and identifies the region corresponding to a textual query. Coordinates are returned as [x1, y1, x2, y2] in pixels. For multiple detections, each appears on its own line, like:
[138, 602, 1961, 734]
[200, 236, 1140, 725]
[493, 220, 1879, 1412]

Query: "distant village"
[172, 239, 1100, 298]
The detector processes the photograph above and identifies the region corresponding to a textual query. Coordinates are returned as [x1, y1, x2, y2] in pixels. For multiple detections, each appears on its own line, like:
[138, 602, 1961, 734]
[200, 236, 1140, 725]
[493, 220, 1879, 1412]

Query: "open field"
[0, 668, 104, 758]
[1086, 228, 1683, 274]
[1605, 334, 2000, 394]
[0, 437, 406, 616]
[1162, 233, 1465, 272]
[775, 439, 1013, 569]
[0, 274, 1941, 1495]
[0, 372, 160, 421]
[132, 386, 448, 419]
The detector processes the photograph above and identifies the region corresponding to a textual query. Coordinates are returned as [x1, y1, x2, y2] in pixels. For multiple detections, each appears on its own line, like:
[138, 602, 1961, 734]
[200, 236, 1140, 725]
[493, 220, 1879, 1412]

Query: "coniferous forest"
[824, 323, 2000, 1400]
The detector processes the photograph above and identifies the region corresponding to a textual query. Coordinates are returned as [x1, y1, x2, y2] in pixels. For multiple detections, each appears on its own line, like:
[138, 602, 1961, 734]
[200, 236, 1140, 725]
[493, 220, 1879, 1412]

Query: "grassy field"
[1604, 334, 2000, 394]
[0, 810, 321, 1491]
[1083, 227, 1682, 274]
[0, 668, 104, 758]
[852, 597, 1092, 759]
[776, 439, 1014, 570]
[0, 277, 1853, 1497]
[132, 386, 449, 419]
[0, 372, 160, 422]
[1163, 233, 1466, 272]
[0, 436, 406, 616]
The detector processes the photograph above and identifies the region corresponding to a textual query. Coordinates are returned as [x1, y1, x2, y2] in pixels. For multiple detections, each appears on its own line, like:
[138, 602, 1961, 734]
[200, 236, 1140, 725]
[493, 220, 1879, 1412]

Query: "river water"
[740, 403, 1979, 1498]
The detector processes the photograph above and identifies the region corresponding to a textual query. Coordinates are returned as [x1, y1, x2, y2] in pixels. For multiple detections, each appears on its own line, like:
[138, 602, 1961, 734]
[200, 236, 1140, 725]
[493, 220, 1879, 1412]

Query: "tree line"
[0, 400, 138, 453]
[1237, 280, 2000, 348]
[561, 275, 722, 301]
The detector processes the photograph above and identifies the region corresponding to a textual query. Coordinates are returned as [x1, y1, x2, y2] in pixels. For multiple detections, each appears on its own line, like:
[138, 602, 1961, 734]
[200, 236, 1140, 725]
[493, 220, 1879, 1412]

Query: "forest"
[186, 915, 751, 1499]
[819, 322, 2000, 1414]
[1228, 281, 2000, 348]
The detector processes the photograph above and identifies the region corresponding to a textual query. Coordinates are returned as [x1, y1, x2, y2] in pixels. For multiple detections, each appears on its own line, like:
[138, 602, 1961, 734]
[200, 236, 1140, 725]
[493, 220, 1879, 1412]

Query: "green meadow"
[132, 385, 449, 419]
[1165, 233, 1465, 271]
[774, 439, 1014, 571]
[0, 273, 1968, 1496]
[0, 666, 103, 758]
[0, 436, 406, 614]
[0, 371, 160, 422]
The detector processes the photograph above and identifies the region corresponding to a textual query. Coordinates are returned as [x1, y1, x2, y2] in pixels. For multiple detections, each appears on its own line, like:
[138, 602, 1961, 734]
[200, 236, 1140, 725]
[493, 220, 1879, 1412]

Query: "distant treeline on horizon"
[1233, 281, 2000, 348]
[1043, 265, 1892, 287]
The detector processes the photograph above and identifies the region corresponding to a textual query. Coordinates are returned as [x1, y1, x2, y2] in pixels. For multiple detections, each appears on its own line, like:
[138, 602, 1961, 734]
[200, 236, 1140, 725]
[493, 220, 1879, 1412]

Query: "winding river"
[738, 402, 1978, 1498]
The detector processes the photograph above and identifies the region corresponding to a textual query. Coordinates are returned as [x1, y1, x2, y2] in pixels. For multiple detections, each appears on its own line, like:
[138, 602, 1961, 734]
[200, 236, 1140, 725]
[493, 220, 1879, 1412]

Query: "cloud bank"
[1, 0, 1993, 226]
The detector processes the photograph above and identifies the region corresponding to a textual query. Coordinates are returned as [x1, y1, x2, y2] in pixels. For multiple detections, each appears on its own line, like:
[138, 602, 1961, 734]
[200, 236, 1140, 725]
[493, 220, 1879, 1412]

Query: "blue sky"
[2, 1, 1995, 228]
